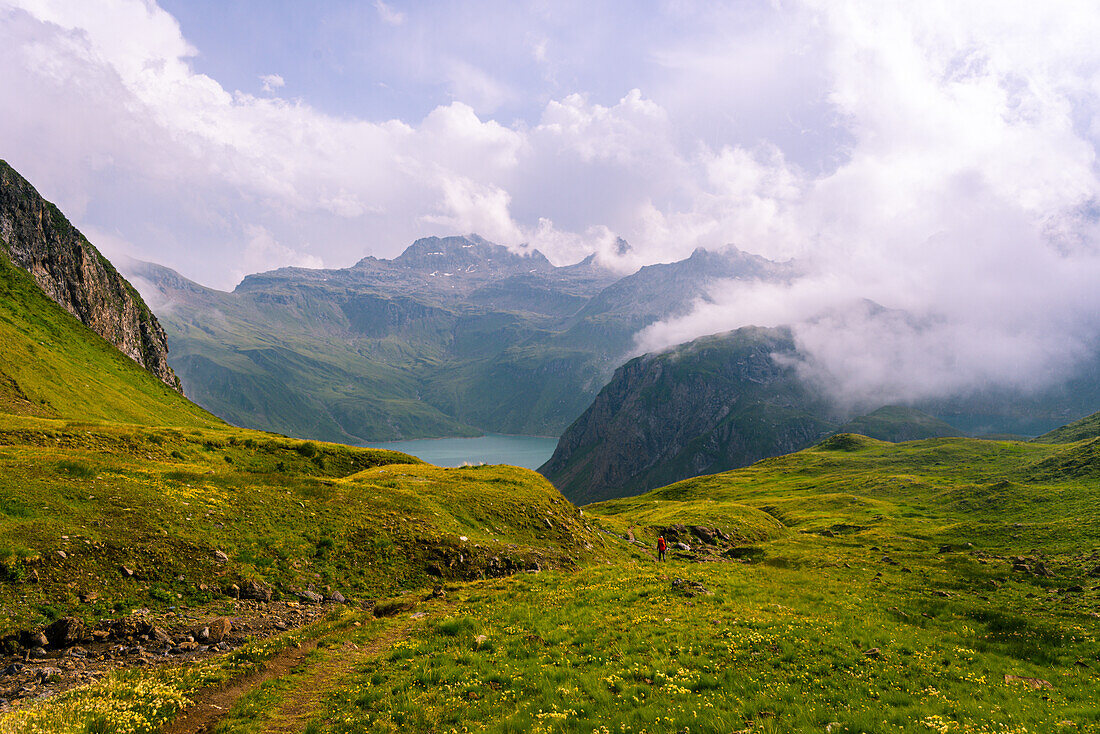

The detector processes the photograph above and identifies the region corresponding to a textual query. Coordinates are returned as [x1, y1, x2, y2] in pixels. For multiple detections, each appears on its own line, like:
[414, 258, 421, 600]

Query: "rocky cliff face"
[0, 161, 181, 392]
[539, 326, 835, 504]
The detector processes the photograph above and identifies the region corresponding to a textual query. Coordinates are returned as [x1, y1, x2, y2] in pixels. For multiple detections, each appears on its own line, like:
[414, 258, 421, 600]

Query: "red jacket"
[657, 538, 666, 551]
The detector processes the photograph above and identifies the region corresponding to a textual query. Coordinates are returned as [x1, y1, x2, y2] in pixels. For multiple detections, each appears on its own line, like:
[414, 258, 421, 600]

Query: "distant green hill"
[540, 326, 835, 504]
[833, 405, 962, 442]
[1032, 409, 1100, 444]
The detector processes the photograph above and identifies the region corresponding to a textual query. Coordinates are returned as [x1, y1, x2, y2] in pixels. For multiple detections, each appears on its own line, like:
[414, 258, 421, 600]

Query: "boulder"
[45, 617, 85, 648]
[241, 579, 273, 602]
[675, 542, 692, 552]
[208, 617, 232, 643]
[329, 591, 346, 604]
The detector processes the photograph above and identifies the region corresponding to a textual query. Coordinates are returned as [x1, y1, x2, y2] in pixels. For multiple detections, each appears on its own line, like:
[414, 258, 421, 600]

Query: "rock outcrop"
[0, 160, 181, 392]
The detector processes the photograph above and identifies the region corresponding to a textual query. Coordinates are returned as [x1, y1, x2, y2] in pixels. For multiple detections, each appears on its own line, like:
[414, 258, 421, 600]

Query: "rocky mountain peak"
[394, 235, 552, 275]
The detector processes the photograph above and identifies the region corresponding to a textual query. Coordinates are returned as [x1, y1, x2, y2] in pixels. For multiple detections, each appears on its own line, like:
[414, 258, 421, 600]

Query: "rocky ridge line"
[0, 160, 181, 392]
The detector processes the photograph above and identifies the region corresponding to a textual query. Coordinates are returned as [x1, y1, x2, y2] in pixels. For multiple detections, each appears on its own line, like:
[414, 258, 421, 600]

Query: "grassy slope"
[0, 253, 215, 427]
[0, 419, 608, 633]
[289, 434, 1099, 733]
[1034, 409, 1100, 444]
[834, 405, 963, 442]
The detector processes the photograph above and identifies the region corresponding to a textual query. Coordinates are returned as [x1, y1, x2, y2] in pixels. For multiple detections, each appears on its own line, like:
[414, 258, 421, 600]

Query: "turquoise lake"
[363, 434, 560, 470]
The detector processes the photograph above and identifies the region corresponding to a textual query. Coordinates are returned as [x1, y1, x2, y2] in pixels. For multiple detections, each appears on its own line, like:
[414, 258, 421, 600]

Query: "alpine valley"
[1, 158, 1100, 734]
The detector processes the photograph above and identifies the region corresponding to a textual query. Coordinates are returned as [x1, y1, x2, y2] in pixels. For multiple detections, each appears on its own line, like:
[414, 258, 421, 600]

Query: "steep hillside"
[129, 239, 790, 441]
[1032, 408, 1100, 444]
[833, 405, 962, 442]
[540, 326, 835, 504]
[0, 161, 180, 391]
[0, 252, 214, 427]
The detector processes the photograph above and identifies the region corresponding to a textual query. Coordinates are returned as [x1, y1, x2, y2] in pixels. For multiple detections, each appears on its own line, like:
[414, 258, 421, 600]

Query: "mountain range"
[127, 236, 796, 442]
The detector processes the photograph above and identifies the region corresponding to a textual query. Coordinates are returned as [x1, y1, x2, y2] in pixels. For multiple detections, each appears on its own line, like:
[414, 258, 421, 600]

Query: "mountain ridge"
[128, 237, 791, 441]
[0, 160, 181, 392]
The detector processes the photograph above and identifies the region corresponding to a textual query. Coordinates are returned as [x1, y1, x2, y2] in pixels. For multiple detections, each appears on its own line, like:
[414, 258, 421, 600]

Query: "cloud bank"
[637, 0, 1100, 407]
[3, 0, 1100, 407]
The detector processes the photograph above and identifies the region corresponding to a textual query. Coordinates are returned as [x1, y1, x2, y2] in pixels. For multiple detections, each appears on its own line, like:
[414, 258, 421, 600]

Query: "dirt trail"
[161, 599, 448, 734]
[161, 636, 323, 734]
[260, 618, 417, 733]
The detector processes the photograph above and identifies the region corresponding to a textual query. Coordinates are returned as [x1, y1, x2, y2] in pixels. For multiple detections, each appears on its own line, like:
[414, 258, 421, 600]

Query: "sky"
[3, 0, 1100, 407]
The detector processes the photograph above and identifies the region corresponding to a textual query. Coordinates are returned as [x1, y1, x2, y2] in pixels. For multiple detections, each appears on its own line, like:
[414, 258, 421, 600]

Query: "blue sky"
[3, 0, 1100, 404]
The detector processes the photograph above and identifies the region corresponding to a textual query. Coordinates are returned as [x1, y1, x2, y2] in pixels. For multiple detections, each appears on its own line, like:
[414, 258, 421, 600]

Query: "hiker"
[657, 535, 666, 562]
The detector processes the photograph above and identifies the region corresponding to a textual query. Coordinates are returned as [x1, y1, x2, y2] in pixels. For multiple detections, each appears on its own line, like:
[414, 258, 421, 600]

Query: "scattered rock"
[2, 663, 23, 676]
[932, 590, 951, 598]
[35, 667, 61, 682]
[213, 550, 229, 564]
[881, 556, 899, 565]
[44, 617, 85, 648]
[1004, 674, 1052, 690]
[474, 634, 489, 648]
[241, 580, 273, 602]
[21, 631, 48, 649]
[227, 584, 240, 599]
[119, 565, 134, 577]
[1064, 585, 1085, 593]
[689, 526, 716, 545]
[429, 586, 446, 599]
[863, 648, 882, 659]
[297, 590, 323, 604]
[671, 578, 713, 597]
[79, 592, 98, 604]
[675, 542, 692, 552]
[329, 591, 346, 604]
[66, 647, 87, 658]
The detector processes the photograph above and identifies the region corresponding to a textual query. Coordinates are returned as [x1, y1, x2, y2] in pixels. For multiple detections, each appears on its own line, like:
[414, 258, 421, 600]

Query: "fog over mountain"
[4, 1, 1100, 408]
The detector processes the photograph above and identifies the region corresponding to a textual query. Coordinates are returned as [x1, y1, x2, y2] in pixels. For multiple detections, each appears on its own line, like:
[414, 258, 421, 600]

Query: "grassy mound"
[0, 419, 608, 634]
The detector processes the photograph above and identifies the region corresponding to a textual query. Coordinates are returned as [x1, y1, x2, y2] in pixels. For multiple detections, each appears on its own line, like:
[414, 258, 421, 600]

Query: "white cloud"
[637, 0, 1100, 406]
[4, 0, 1100, 408]
[373, 0, 404, 26]
[238, 224, 323, 283]
[260, 73, 284, 92]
